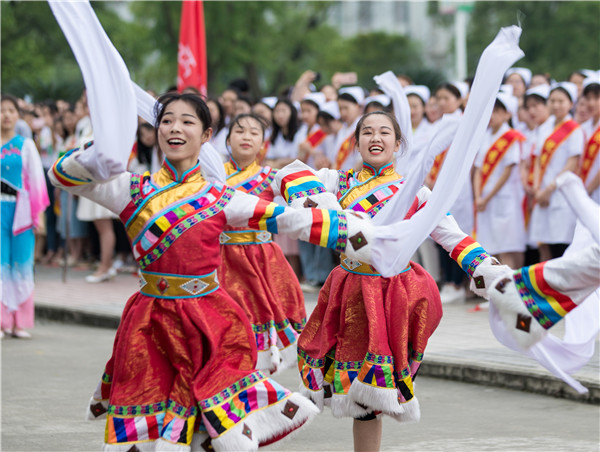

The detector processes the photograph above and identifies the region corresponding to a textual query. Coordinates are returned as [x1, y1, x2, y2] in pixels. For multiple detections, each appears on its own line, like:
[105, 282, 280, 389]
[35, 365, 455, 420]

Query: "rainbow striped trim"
[280, 170, 327, 203]
[346, 182, 401, 217]
[105, 399, 196, 446]
[450, 237, 490, 277]
[229, 165, 276, 196]
[308, 210, 347, 252]
[298, 350, 325, 392]
[200, 375, 291, 438]
[356, 353, 395, 390]
[247, 200, 285, 233]
[513, 262, 577, 329]
[51, 146, 93, 187]
[253, 319, 305, 352]
[135, 186, 235, 268]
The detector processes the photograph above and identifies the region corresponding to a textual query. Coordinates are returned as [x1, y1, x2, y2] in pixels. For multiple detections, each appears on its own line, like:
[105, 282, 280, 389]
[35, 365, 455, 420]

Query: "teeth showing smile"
[168, 138, 185, 145]
[369, 145, 383, 153]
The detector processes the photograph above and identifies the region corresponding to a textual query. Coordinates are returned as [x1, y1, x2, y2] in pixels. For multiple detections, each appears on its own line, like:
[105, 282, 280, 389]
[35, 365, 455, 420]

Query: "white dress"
[331, 117, 360, 171]
[581, 118, 600, 203]
[474, 123, 526, 254]
[529, 115, 584, 244]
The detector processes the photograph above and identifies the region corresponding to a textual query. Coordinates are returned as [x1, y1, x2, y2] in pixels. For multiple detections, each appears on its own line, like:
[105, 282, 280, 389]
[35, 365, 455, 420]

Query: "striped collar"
[359, 161, 395, 179]
[225, 158, 260, 177]
[162, 159, 203, 183]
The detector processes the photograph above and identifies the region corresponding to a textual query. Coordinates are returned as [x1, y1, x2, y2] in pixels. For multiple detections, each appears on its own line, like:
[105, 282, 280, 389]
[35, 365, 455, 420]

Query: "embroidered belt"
[340, 254, 410, 276]
[219, 230, 273, 245]
[139, 270, 219, 299]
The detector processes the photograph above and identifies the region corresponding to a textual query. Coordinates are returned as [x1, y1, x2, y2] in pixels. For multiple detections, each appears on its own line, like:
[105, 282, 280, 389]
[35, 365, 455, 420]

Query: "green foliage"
[467, 1, 600, 80]
[1, 1, 438, 101]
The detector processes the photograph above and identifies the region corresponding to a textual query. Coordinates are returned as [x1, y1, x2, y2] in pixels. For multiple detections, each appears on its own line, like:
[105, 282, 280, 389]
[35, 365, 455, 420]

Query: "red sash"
[480, 129, 525, 191]
[427, 149, 448, 186]
[305, 129, 327, 148]
[256, 140, 270, 165]
[334, 133, 356, 170]
[580, 124, 600, 184]
[538, 119, 579, 185]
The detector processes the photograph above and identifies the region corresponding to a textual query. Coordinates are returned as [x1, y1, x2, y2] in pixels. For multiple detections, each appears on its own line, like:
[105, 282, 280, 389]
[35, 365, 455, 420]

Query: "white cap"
[449, 80, 469, 99]
[499, 84, 514, 96]
[404, 85, 431, 104]
[505, 67, 532, 87]
[302, 92, 326, 109]
[364, 94, 391, 107]
[525, 84, 550, 100]
[260, 97, 277, 109]
[338, 86, 365, 105]
[550, 81, 578, 103]
[496, 91, 518, 116]
[320, 100, 341, 120]
[583, 72, 600, 90]
[577, 69, 597, 79]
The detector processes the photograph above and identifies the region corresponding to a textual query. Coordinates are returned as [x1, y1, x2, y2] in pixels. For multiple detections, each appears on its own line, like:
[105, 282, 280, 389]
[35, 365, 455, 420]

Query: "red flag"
[177, 0, 207, 95]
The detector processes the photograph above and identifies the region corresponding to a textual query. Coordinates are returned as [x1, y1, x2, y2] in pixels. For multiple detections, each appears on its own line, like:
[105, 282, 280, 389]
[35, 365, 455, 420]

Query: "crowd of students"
[2, 7, 597, 449]
[3, 66, 599, 301]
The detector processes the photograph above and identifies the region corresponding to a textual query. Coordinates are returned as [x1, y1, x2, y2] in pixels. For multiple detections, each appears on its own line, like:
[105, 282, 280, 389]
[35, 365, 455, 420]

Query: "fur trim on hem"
[274, 343, 299, 374]
[85, 396, 109, 421]
[209, 392, 319, 452]
[347, 379, 404, 415]
[256, 346, 279, 373]
[330, 393, 370, 418]
[389, 397, 421, 424]
[298, 383, 324, 411]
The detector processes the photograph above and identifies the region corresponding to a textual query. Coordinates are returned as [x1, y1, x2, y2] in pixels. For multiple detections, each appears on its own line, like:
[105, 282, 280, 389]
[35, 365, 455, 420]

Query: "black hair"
[137, 122, 155, 166]
[207, 98, 226, 133]
[494, 98, 508, 112]
[550, 86, 574, 103]
[583, 83, 600, 98]
[435, 83, 462, 99]
[226, 113, 268, 143]
[407, 93, 426, 107]
[300, 98, 321, 111]
[353, 111, 404, 149]
[236, 95, 253, 108]
[364, 100, 391, 113]
[1, 94, 20, 112]
[338, 92, 360, 104]
[317, 111, 335, 123]
[228, 79, 249, 94]
[271, 98, 299, 143]
[154, 92, 212, 132]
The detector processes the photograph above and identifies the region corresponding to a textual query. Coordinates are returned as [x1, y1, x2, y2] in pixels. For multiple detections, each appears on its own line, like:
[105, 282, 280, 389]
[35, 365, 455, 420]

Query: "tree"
[467, 1, 600, 80]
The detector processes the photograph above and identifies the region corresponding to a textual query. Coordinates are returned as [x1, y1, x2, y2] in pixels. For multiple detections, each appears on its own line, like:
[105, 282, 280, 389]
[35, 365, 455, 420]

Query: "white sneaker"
[441, 286, 466, 304]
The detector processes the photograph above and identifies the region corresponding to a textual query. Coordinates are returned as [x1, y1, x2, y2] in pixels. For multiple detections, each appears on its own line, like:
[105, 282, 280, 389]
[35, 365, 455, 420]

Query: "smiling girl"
[275, 111, 497, 451]
[50, 92, 375, 450]
[218, 113, 306, 373]
[529, 82, 583, 261]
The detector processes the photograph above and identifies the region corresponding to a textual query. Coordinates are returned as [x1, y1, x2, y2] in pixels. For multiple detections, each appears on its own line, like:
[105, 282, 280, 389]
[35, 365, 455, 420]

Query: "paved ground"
[30, 264, 600, 404]
[3, 322, 599, 451]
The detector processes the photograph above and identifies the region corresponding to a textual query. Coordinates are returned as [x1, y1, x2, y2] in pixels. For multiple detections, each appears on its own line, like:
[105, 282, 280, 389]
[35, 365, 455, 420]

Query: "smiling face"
[1, 99, 19, 134]
[435, 88, 461, 115]
[157, 100, 211, 173]
[338, 98, 361, 125]
[300, 101, 319, 128]
[227, 116, 265, 165]
[549, 89, 573, 122]
[407, 94, 425, 127]
[356, 113, 401, 170]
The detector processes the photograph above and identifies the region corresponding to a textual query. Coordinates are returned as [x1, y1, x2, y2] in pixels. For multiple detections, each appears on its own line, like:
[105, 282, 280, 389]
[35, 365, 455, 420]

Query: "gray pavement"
[3, 322, 600, 452]
[29, 264, 600, 405]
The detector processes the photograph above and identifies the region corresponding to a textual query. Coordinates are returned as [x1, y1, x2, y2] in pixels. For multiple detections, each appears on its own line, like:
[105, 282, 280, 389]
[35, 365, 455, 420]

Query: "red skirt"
[219, 241, 306, 373]
[297, 262, 442, 422]
[90, 289, 317, 450]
